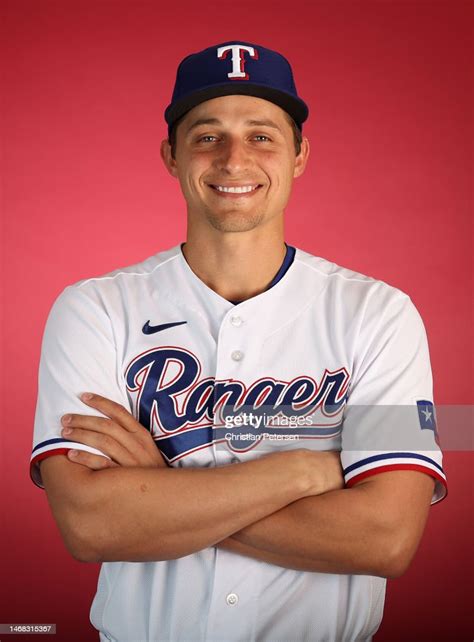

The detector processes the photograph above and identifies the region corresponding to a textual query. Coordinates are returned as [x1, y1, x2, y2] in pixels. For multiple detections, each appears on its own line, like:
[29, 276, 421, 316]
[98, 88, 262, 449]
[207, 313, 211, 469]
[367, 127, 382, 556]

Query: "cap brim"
[165, 82, 309, 131]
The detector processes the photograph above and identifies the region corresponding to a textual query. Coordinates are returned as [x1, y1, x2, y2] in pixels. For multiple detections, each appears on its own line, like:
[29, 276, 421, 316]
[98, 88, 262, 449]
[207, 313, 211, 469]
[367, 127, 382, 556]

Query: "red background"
[2, 1, 472, 641]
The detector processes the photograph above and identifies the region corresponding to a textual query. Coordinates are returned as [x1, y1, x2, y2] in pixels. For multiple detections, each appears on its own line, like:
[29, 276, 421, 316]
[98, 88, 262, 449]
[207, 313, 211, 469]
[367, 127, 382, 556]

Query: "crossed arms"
[41, 394, 435, 578]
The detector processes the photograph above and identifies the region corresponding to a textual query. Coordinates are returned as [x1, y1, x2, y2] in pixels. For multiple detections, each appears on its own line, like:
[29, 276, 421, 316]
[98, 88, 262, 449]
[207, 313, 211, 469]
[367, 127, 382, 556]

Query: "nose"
[214, 136, 251, 174]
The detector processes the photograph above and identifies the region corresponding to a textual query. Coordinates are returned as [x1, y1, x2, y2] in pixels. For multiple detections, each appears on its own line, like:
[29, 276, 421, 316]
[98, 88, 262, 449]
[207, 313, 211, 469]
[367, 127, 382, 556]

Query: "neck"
[182, 221, 286, 303]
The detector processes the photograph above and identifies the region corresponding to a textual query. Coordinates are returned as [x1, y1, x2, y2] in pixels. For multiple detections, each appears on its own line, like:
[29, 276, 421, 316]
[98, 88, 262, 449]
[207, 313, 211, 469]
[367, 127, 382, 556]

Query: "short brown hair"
[168, 111, 302, 159]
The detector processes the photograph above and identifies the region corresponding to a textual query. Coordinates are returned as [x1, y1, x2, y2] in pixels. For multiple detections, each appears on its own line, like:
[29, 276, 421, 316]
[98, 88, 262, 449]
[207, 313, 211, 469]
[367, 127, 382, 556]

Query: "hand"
[296, 449, 344, 496]
[309, 450, 344, 494]
[60, 392, 167, 470]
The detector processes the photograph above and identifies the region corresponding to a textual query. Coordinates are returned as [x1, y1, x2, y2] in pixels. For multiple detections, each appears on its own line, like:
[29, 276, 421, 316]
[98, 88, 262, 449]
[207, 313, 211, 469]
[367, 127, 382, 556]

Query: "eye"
[197, 135, 218, 143]
[253, 135, 271, 142]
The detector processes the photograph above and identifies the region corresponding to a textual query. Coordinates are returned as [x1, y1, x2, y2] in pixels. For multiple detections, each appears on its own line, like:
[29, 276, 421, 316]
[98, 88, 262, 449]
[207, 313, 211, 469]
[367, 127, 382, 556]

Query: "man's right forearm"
[42, 450, 321, 563]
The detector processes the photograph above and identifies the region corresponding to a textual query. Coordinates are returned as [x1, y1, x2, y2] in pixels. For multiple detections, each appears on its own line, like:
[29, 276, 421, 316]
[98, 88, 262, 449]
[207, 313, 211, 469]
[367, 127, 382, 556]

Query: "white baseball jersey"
[30, 244, 447, 642]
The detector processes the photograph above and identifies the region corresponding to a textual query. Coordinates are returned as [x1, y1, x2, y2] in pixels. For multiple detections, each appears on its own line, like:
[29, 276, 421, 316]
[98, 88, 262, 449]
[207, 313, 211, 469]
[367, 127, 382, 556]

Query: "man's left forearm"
[219, 471, 434, 578]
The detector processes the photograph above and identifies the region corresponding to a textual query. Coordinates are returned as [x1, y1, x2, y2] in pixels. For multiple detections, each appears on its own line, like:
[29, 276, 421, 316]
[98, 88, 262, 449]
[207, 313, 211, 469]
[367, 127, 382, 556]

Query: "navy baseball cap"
[164, 41, 309, 136]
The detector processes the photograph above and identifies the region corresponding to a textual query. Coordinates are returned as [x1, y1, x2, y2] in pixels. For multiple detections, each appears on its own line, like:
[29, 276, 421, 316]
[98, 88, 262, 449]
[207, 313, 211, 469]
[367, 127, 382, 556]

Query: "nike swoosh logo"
[142, 320, 188, 335]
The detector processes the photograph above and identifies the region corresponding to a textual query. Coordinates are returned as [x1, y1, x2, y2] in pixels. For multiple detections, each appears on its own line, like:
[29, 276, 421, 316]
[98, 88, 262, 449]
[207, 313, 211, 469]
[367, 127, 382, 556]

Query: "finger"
[79, 393, 143, 434]
[62, 426, 140, 466]
[62, 413, 156, 465]
[62, 414, 113, 433]
[67, 449, 119, 470]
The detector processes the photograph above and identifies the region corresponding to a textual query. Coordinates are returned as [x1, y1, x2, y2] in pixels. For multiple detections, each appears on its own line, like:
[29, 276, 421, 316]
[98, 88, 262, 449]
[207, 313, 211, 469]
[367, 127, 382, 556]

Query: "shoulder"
[71, 244, 181, 294]
[52, 245, 182, 311]
[293, 246, 412, 315]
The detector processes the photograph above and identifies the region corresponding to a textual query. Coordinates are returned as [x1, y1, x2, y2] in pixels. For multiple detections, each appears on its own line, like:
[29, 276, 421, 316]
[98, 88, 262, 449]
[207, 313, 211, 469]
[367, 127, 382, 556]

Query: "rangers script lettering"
[126, 347, 349, 427]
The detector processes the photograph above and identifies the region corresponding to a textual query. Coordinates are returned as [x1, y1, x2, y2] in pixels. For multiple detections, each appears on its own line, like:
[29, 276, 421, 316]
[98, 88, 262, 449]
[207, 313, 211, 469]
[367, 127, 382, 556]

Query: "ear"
[160, 138, 179, 178]
[293, 136, 310, 178]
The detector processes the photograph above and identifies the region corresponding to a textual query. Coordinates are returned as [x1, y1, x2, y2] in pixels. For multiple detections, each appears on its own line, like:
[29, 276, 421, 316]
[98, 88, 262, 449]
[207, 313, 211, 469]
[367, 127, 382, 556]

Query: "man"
[30, 41, 447, 642]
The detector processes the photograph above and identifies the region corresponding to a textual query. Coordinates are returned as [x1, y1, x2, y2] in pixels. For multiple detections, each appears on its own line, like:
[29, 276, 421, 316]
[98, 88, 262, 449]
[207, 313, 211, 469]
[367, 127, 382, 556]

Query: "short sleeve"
[30, 284, 129, 489]
[340, 291, 447, 504]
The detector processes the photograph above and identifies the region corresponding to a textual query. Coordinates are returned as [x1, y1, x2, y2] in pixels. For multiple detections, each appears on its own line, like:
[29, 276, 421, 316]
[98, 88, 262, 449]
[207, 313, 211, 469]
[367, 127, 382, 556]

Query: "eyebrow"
[186, 118, 221, 134]
[245, 119, 282, 131]
[185, 117, 283, 135]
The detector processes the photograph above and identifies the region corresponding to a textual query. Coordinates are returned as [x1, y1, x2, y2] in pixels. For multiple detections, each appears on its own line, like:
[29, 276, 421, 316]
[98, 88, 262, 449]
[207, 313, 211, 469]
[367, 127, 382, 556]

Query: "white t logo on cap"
[217, 44, 259, 80]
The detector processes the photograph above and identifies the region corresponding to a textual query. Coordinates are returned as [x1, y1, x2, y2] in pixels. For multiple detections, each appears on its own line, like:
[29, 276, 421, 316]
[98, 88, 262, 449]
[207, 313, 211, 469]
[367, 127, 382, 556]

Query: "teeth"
[214, 185, 258, 193]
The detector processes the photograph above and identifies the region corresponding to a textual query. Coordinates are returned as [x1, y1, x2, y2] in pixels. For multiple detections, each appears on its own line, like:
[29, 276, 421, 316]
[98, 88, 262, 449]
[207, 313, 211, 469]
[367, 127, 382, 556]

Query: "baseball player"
[30, 41, 447, 642]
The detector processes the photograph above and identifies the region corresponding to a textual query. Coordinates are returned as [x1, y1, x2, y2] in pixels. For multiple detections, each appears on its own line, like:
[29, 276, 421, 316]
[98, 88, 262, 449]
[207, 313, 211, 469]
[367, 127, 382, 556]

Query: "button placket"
[228, 314, 245, 362]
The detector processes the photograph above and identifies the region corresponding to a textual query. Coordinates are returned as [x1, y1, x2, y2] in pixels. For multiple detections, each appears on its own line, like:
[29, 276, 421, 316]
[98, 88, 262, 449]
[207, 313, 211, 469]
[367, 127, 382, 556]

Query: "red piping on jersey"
[345, 463, 448, 504]
[30, 448, 73, 488]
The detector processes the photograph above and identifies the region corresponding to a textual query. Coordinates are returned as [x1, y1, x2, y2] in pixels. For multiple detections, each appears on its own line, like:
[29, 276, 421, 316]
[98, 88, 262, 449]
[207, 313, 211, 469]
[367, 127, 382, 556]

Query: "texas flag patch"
[416, 400, 437, 432]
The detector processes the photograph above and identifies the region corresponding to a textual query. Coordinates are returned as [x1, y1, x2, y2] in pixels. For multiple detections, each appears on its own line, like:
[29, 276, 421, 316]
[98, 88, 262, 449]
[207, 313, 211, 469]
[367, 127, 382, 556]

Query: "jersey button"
[226, 593, 239, 606]
[230, 315, 243, 327]
[231, 350, 244, 362]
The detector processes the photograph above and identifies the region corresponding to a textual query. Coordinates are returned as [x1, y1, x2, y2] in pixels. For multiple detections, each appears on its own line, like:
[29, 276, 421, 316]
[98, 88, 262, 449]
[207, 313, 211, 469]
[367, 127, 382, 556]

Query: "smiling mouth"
[208, 184, 262, 196]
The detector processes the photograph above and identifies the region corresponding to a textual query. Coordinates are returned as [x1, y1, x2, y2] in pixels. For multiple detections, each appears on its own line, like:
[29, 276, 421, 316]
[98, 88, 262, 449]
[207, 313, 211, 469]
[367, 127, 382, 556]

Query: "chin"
[206, 210, 266, 233]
